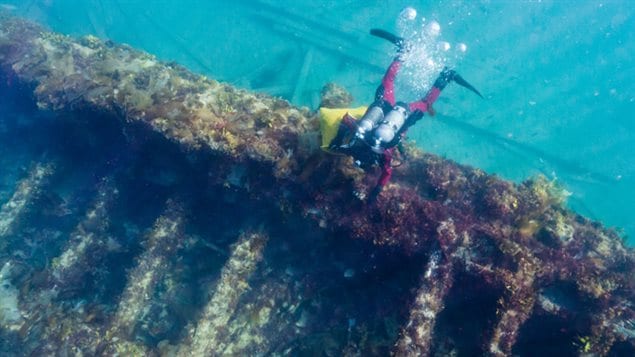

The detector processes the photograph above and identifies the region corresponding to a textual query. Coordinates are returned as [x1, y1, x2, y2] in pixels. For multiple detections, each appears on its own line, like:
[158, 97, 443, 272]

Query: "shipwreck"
[0, 16, 634, 356]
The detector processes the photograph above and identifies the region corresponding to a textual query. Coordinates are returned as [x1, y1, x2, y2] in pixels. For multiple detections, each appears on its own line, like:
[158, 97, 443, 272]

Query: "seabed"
[0, 15, 634, 356]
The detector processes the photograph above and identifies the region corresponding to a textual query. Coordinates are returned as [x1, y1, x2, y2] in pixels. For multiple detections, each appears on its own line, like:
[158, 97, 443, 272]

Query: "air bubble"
[426, 21, 441, 37]
[394, 12, 470, 94]
[397, 7, 419, 36]
[400, 7, 417, 21]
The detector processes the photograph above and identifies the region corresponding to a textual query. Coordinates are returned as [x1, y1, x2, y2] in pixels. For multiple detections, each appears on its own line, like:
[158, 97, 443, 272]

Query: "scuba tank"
[356, 104, 384, 138]
[373, 103, 408, 150]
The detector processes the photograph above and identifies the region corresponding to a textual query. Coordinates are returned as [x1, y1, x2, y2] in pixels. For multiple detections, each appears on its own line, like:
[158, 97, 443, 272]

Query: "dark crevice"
[539, 281, 588, 314]
[512, 311, 585, 357]
[608, 340, 635, 357]
[431, 270, 503, 356]
[510, 281, 601, 356]
[536, 226, 561, 249]
[473, 232, 518, 272]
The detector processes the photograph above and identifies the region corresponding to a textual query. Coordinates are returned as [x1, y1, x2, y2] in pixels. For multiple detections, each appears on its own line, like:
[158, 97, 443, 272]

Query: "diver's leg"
[400, 87, 440, 138]
[369, 148, 394, 202]
[374, 60, 401, 106]
[360, 60, 402, 136]
[408, 87, 440, 114]
[409, 67, 482, 113]
[405, 69, 449, 130]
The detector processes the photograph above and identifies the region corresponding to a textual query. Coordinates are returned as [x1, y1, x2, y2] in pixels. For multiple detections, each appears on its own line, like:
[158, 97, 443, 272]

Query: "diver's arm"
[369, 148, 394, 203]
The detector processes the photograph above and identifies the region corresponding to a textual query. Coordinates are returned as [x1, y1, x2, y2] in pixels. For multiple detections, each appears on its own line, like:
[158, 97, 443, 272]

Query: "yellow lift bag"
[318, 106, 367, 150]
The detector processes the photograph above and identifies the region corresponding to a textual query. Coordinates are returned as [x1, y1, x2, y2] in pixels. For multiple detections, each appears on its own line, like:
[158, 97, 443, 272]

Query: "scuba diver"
[324, 28, 483, 202]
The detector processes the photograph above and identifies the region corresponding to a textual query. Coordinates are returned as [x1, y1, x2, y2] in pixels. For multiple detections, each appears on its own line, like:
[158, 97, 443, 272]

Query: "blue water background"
[3, 0, 634, 244]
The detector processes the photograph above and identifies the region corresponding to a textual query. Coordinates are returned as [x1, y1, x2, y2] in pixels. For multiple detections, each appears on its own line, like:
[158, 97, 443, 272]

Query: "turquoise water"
[4, 0, 633, 242]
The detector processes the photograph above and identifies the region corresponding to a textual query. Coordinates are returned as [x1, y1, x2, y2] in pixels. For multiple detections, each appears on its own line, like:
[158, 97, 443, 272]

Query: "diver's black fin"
[370, 29, 404, 48]
[453, 74, 483, 98]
